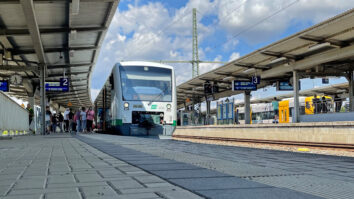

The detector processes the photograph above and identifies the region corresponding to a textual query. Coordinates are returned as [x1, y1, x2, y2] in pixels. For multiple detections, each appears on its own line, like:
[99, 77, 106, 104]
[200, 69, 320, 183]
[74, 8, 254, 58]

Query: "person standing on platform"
[86, 107, 95, 133]
[64, 108, 70, 132]
[321, 96, 328, 113]
[58, 112, 64, 133]
[45, 106, 52, 134]
[52, 112, 58, 133]
[334, 94, 342, 112]
[26, 104, 34, 127]
[75, 109, 81, 133]
[312, 94, 321, 114]
[272, 97, 279, 123]
[80, 107, 87, 133]
[68, 109, 74, 134]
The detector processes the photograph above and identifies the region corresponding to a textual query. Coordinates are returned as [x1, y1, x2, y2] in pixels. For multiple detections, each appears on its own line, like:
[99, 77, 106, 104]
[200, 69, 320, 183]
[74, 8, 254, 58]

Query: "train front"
[113, 62, 176, 136]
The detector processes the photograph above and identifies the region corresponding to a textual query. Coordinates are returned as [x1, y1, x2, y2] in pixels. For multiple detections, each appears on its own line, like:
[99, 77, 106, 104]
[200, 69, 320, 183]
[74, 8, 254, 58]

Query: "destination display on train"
[45, 78, 69, 92]
[0, 80, 9, 92]
[232, 80, 257, 91]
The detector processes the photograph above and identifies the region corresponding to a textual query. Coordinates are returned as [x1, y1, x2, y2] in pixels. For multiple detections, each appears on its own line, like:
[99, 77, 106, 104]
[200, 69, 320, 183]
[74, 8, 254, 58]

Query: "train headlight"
[160, 113, 164, 118]
[166, 104, 171, 110]
[124, 102, 129, 110]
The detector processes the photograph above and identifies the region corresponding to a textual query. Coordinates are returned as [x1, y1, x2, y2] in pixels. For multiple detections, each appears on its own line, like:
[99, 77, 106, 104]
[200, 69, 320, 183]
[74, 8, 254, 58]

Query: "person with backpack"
[86, 107, 95, 133]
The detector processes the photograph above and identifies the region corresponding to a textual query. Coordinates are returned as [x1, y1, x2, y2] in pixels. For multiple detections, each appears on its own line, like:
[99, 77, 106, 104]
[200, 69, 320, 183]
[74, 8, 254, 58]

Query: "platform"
[2, 134, 354, 199]
[0, 135, 201, 199]
[174, 122, 354, 146]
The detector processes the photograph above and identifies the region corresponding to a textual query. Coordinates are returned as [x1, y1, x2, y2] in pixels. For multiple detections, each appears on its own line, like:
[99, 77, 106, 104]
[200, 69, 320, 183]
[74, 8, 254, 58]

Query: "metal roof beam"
[262, 44, 354, 79]
[261, 50, 300, 60]
[48, 93, 88, 97]
[47, 63, 91, 69]
[214, 72, 250, 79]
[47, 72, 88, 78]
[0, 0, 116, 4]
[199, 78, 231, 84]
[11, 46, 97, 55]
[234, 63, 271, 70]
[0, 27, 105, 36]
[299, 35, 347, 47]
[20, 0, 46, 64]
[48, 91, 88, 97]
[50, 93, 88, 98]
[0, 65, 38, 72]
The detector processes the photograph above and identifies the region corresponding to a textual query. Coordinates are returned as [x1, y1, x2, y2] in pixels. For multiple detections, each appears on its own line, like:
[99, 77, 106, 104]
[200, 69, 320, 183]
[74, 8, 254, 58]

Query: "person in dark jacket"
[321, 97, 328, 113]
[334, 94, 342, 112]
[312, 94, 321, 114]
[58, 112, 64, 133]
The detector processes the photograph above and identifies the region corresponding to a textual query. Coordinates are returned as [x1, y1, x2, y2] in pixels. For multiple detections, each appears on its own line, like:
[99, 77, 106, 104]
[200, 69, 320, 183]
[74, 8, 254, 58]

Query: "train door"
[279, 100, 289, 123]
[305, 97, 314, 114]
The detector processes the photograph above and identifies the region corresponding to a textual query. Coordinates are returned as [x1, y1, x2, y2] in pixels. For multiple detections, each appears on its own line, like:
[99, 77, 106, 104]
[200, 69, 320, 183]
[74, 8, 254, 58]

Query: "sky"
[90, 0, 353, 104]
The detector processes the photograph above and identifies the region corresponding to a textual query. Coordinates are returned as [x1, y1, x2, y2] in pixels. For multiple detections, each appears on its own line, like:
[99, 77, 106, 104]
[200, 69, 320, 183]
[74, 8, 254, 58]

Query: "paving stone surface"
[76, 135, 324, 199]
[0, 135, 203, 199]
[78, 134, 354, 199]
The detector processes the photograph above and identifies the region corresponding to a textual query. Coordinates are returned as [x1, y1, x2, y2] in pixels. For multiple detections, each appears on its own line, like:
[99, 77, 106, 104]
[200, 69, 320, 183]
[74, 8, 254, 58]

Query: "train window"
[300, 106, 305, 114]
[239, 113, 244, 120]
[120, 66, 172, 102]
[306, 101, 311, 109]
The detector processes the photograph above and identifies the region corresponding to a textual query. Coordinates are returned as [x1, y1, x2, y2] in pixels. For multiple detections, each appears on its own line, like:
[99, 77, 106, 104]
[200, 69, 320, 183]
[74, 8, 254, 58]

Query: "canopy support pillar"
[293, 70, 300, 123]
[244, 91, 251, 124]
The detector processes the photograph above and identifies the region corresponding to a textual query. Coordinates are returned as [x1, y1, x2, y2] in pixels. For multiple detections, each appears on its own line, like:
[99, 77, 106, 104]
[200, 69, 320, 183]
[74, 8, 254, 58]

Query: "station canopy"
[177, 8, 354, 109]
[0, 0, 119, 108]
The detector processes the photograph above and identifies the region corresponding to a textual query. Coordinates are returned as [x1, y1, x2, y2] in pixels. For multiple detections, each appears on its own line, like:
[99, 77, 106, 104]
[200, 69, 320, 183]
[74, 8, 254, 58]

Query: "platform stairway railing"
[0, 92, 29, 137]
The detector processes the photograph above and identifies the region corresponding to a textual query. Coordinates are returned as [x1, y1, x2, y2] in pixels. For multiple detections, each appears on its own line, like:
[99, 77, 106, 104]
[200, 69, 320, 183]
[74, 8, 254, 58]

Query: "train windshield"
[120, 66, 172, 102]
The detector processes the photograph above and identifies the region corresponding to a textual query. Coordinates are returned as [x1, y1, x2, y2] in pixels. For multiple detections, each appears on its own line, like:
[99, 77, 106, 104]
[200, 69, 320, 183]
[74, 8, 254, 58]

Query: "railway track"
[173, 135, 354, 149]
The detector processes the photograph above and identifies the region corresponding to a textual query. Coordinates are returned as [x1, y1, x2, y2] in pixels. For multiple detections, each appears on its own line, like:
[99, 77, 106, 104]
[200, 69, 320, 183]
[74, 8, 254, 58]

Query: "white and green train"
[102, 61, 177, 136]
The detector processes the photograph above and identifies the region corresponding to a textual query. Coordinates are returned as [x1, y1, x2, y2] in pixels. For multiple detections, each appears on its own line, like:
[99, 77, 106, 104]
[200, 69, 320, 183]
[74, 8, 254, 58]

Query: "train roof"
[118, 61, 174, 70]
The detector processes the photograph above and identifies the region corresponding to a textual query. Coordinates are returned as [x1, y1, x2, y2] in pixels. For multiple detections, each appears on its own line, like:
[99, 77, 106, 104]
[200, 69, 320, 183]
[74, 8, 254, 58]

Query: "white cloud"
[199, 54, 223, 75]
[229, 52, 240, 61]
[216, 0, 354, 43]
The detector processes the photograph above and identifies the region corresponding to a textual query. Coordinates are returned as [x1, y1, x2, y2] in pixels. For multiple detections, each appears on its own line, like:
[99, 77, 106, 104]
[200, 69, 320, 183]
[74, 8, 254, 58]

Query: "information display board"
[276, 81, 301, 91]
[0, 80, 9, 92]
[227, 103, 234, 119]
[217, 104, 223, 120]
[232, 81, 257, 91]
[223, 104, 227, 119]
[45, 78, 69, 92]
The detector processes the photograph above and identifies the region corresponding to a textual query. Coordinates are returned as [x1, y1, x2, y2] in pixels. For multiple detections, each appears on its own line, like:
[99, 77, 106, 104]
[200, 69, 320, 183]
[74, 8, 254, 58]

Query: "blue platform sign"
[232, 81, 257, 91]
[0, 80, 9, 92]
[251, 76, 261, 84]
[45, 78, 69, 92]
